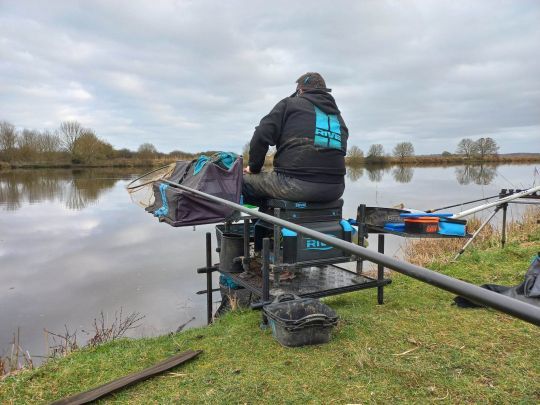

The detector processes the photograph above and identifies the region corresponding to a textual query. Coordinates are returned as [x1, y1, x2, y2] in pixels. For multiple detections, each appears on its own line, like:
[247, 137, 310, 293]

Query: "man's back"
[271, 89, 348, 184]
[243, 72, 348, 205]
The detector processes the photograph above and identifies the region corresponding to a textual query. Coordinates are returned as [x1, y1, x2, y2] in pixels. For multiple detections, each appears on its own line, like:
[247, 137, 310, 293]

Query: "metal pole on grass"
[501, 203, 508, 248]
[205, 232, 213, 325]
[453, 207, 500, 261]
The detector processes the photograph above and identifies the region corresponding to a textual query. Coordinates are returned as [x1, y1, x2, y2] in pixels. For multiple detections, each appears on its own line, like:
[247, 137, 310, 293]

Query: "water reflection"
[366, 164, 391, 183]
[346, 165, 364, 181]
[0, 169, 133, 211]
[455, 165, 497, 185]
[392, 166, 414, 183]
[345, 163, 495, 186]
[347, 164, 415, 184]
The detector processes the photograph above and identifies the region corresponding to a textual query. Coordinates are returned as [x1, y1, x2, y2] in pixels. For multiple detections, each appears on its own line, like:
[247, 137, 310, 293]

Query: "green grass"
[2, 231, 539, 404]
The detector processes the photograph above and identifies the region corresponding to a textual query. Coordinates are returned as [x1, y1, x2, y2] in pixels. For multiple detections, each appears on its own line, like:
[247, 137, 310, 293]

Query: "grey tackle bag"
[146, 154, 242, 227]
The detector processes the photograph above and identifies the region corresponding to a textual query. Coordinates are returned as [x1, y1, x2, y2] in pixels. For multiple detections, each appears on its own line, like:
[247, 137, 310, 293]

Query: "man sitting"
[242, 72, 348, 206]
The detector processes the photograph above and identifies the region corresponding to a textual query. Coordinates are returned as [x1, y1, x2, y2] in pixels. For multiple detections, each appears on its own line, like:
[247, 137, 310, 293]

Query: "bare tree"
[58, 121, 85, 154]
[456, 138, 479, 159]
[138, 143, 158, 157]
[38, 130, 62, 155]
[366, 144, 385, 161]
[0, 121, 18, 161]
[475, 137, 499, 159]
[346, 145, 364, 164]
[392, 142, 415, 160]
[17, 129, 41, 161]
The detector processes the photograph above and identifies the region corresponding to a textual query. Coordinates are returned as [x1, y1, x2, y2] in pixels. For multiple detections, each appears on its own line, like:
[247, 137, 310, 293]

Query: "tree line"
[1, 119, 532, 168]
[346, 137, 501, 165]
[0, 120, 196, 166]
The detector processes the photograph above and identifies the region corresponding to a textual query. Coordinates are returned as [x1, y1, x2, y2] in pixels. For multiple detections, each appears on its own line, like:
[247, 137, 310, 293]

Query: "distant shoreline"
[1, 154, 539, 172]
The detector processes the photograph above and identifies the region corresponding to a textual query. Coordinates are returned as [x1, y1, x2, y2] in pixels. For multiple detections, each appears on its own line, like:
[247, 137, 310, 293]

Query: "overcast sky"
[1, 0, 539, 154]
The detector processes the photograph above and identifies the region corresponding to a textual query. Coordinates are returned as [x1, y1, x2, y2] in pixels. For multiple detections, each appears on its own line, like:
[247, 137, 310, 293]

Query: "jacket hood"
[299, 89, 340, 115]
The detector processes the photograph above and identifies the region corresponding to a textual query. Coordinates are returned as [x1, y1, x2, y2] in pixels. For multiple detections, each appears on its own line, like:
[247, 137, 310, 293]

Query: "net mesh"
[126, 163, 176, 208]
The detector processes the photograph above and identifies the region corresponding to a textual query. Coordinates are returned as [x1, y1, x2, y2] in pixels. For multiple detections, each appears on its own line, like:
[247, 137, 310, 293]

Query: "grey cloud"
[0, 0, 538, 154]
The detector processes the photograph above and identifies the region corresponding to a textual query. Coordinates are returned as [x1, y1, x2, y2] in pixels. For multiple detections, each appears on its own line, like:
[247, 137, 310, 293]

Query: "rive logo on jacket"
[314, 106, 342, 150]
[248, 89, 349, 184]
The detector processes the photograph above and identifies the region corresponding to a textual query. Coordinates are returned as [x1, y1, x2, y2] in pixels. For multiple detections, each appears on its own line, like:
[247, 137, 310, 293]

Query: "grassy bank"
[1, 215, 539, 403]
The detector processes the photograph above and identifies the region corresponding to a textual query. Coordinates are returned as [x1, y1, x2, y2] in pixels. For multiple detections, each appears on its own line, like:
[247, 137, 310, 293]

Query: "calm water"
[1, 164, 538, 360]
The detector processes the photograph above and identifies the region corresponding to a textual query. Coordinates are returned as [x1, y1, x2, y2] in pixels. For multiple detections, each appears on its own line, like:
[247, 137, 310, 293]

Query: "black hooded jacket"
[248, 89, 348, 184]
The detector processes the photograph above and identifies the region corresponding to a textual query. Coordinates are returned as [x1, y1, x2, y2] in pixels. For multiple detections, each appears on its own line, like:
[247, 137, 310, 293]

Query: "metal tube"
[452, 185, 540, 219]
[356, 204, 367, 274]
[205, 232, 213, 325]
[261, 238, 270, 326]
[273, 207, 281, 287]
[163, 181, 540, 326]
[243, 218, 250, 271]
[377, 234, 385, 305]
[453, 208, 500, 261]
[501, 204, 508, 248]
[262, 238, 270, 303]
[507, 201, 540, 205]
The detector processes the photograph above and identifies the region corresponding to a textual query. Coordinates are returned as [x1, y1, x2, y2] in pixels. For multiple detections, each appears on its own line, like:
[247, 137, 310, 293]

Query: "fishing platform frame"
[197, 202, 472, 325]
[198, 204, 389, 325]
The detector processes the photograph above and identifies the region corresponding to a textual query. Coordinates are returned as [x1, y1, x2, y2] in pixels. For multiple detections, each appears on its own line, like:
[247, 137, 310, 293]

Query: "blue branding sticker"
[314, 106, 342, 150]
[304, 239, 333, 251]
[295, 202, 307, 208]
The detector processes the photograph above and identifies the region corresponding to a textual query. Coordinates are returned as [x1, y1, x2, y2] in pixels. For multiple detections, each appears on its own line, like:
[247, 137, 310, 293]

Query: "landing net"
[126, 163, 176, 208]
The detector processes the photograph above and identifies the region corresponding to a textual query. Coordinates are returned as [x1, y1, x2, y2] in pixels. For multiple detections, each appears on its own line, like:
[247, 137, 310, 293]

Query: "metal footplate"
[226, 264, 390, 300]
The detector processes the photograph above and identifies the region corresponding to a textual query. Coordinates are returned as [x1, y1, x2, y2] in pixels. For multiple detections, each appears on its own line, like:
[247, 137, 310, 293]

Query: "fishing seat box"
[254, 199, 352, 264]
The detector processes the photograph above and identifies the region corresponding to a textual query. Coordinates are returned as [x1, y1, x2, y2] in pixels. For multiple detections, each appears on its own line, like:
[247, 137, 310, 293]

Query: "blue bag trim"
[340, 219, 356, 234]
[153, 183, 169, 217]
[215, 152, 237, 169]
[281, 228, 297, 237]
[193, 152, 238, 175]
[193, 155, 211, 175]
[220, 273, 241, 289]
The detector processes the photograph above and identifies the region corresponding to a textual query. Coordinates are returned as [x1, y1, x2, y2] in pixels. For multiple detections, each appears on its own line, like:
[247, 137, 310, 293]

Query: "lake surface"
[1, 164, 538, 361]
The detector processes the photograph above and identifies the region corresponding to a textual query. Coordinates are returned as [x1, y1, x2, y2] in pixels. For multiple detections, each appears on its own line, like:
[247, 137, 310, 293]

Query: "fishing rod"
[161, 179, 540, 327]
[452, 185, 540, 219]
[425, 194, 500, 213]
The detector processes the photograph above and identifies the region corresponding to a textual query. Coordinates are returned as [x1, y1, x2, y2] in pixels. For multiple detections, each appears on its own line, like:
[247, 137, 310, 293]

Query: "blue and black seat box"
[255, 199, 353, 264]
